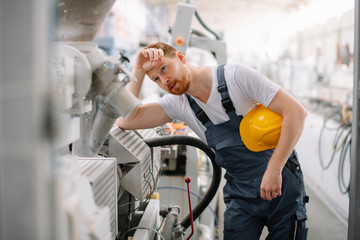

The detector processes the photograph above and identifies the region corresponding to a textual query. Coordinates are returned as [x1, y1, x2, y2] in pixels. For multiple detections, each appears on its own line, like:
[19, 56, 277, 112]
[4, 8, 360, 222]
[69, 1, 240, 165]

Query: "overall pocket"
[285, 153, 304, 184]
[224, 173, 263, 200]
[283, 152, 308, 221]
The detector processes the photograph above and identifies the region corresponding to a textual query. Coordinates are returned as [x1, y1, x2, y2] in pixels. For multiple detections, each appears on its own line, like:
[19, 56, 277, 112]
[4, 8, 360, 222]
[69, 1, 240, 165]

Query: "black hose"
[318, 107, 352, 194]
[194, 10, 221, 40]
[338, 127, 352, 194]
[144, 135, 222, 230]
[318, 109, 344, 169]
[191, 28, 209, 38]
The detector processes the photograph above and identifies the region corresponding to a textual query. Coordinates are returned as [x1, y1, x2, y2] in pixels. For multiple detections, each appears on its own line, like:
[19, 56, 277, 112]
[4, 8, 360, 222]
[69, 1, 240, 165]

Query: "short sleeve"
[231, 64, 280, 107]
[158, 94, 185, 121]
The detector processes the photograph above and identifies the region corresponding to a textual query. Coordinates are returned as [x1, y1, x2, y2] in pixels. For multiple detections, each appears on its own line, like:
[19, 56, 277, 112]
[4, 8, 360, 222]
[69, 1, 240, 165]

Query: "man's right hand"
[117, 47, 171, 130]
[126, 48, 164, 98]
[134, 48, 164, 74]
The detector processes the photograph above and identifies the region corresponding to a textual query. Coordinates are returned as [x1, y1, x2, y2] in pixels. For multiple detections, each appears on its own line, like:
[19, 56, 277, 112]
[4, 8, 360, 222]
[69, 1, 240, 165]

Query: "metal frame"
[170, 2, 227, 65]
[132, 199, 160, 240]
[170, 3, 195, 54]
[348, 0, 360, 239]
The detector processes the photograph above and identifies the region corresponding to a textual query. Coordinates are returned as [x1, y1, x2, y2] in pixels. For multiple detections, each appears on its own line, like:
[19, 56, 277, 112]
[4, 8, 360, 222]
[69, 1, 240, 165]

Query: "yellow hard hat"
[239, 104, 282, 152]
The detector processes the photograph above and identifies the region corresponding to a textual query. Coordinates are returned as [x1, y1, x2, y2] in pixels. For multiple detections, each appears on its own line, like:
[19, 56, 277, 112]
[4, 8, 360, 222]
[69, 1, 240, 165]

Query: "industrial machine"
[48, 1, 225, 239]
[169, 2, 227, 64]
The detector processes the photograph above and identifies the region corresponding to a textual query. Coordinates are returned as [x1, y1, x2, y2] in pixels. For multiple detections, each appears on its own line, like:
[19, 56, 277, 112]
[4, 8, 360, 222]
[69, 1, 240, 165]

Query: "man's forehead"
[146, 60, 164, 79]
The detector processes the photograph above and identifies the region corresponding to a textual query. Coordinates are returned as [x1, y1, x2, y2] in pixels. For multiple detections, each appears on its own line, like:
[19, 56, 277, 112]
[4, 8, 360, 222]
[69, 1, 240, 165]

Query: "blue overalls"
[186, 65, 308, 240]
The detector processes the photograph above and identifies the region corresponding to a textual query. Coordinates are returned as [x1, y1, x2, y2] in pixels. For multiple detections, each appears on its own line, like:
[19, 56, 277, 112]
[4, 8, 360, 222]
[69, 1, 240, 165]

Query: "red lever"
[185, 177, 194, 240]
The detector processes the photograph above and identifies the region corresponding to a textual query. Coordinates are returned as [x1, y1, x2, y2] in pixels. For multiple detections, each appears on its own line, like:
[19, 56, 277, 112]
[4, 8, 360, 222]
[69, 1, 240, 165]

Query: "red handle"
[185, 177, 194, 240]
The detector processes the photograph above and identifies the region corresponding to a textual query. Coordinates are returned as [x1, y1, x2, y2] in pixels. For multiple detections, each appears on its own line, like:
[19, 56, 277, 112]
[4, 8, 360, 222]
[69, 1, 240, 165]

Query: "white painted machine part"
[55, 155, 112, 240]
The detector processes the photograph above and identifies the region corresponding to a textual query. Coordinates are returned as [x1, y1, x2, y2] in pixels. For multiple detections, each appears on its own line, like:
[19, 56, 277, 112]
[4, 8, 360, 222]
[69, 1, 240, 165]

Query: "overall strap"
[216, 64, 237, 118]
[185, 94, 213, 128]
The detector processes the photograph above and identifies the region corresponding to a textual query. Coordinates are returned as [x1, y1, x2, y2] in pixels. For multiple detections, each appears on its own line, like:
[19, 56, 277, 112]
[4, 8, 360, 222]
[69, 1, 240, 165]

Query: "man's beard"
[167, 69, 190, 95]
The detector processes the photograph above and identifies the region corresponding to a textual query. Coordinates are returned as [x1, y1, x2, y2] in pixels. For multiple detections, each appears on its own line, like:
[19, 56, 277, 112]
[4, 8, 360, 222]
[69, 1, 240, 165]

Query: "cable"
[157, 216, 166, 231]
[318, 109, 348, 169]
[144, 135, 221, 230]
[338, 128, 352, 194]
[118, 226, 166, 240]
[118, 199, 140, 209]
[118, 174, 154, 213]
[125, 194, 132, 239]
[155, 164, 161, 185]
[318, 106, 352, 195]
[119, 161, 159, 219]
[117, 166, 123, 201]
[128, 175, 154, 215]
[191, 28, 210, 38]
[194, 10, 221, 40]
[183, 0, 221, 40]
[148, 164, 157, 192]
[157, 186, 219, 228]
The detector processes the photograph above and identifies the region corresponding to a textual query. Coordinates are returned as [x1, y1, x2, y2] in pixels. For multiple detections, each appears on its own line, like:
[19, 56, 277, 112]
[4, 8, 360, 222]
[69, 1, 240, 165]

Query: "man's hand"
[258, 88, 307, 201]
[134, 48, 164, 74]
[260, 169, 282, 201]
[127, 48, 164, 98]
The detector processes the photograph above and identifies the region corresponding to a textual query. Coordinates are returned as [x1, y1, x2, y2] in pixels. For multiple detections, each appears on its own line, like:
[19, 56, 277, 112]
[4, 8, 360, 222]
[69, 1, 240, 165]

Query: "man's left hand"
[260, 169, 282, 201]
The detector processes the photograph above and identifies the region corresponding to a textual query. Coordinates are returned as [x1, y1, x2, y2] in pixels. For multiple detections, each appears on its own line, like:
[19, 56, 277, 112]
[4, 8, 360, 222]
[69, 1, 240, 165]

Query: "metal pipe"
[73, 60, 140, 157]
[72, 108, 96, 156]
[86, 103, 118, 156]
[74, 90, 140, 157]
[161, 208, 180, 240]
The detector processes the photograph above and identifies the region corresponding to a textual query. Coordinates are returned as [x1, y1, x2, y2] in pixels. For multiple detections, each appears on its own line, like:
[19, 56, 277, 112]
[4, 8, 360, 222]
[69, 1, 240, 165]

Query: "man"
[116, 42, 308, 240]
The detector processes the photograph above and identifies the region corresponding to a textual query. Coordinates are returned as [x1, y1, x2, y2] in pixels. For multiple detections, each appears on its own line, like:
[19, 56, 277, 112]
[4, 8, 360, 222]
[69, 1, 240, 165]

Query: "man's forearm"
[116, 106, 140, 130]
[265, 89, 307, 171]
[260, 105, 307, 200]
[267, 107, 307, 172]
[127, 67, 146, 98]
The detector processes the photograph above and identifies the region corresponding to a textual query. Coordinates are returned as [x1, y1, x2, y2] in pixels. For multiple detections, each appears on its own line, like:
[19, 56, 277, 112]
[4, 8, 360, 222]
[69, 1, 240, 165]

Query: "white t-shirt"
[158, 63, 280, 142]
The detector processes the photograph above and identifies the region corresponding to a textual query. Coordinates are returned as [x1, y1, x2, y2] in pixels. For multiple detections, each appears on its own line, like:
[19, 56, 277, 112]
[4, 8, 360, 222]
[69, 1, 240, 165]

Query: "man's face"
[146, 56, 190, 95]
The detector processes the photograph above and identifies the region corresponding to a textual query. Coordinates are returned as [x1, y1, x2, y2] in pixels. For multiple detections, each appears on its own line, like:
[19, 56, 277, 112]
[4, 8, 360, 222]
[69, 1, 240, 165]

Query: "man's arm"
[116, 48, 169, 130]
[116, 102, 172, 130]
[260, 88, 307, 201]
[126, 67, 146, 98]
[127, 48, 164, 98]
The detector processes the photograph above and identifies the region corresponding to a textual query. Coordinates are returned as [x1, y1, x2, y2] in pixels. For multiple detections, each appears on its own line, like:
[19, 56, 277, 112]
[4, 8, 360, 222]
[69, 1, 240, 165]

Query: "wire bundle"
[318, 105, 352, 194]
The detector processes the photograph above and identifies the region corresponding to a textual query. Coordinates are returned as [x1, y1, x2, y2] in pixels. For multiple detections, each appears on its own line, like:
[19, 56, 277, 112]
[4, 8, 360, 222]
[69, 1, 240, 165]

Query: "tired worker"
[116, 42, 308, 240]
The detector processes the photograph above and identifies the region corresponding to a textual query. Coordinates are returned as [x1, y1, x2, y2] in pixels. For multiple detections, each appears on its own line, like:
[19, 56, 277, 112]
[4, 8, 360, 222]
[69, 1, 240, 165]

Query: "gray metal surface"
[132, 199, 161, 240]
[348, 0, 360, 239]
[109, 125, 151, 164]
[170, 3, 196, 54]
[0, 1, 53, 240]
[56, 0, 116, 42]
[108, 125, 153, 201]
[78, 157, 118, 239]
[170, 3, 227, 65]
[136, 128, 162, 186]
[190, 36, 227, 65]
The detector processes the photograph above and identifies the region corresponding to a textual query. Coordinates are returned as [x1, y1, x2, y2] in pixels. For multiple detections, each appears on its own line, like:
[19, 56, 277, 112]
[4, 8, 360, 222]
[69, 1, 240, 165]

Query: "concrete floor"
[260, 182, 348, 240]
[303, 183, 348, 240]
